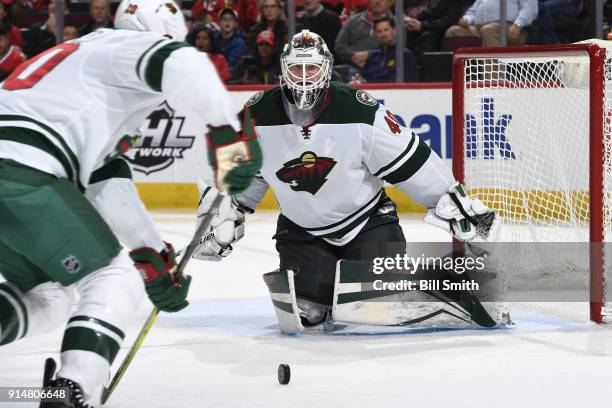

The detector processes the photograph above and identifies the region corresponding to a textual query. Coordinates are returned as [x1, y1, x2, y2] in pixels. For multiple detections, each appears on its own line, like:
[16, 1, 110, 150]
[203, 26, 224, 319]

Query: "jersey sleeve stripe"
[0, 115, 80, 171]
[143, 42, 191, 92]
[89, 158, 132, 184]
[0, 115, 82, 190]
[89, 158, 132, 185]
[381, 140, 431, 185]
[135, 39, 165, 81]
[373, 132, 417, 177]
[0, 125, 79, 189]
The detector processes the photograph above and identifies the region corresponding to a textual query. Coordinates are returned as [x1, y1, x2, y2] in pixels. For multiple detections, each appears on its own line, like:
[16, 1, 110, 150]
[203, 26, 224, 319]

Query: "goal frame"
[451, 44, 607, 323]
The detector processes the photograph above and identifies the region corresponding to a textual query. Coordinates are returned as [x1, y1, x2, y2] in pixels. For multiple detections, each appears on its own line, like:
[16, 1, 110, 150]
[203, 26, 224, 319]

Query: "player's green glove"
[206, 108, 262, 194]
[130, 243, 191, 313]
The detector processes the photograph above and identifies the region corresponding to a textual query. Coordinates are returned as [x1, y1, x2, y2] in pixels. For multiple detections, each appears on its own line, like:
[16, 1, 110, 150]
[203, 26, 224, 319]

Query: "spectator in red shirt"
[0, 22, 25, 81]
[0, 1, 22, 47]
[188, 24, 231, 82]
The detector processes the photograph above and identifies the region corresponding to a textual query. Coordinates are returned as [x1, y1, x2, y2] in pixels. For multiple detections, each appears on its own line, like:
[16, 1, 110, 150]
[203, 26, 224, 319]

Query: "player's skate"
[39, 358, 93, 408]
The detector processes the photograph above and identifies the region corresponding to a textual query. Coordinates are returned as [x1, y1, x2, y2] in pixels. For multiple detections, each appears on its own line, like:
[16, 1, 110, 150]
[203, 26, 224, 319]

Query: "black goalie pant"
[274, 203, 406, 306]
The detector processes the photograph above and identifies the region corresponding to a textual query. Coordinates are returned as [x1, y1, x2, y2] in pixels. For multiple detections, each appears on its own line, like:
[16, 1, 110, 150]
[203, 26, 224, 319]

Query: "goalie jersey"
[236, 82, 455, 245]
[0, 28, 238, 191]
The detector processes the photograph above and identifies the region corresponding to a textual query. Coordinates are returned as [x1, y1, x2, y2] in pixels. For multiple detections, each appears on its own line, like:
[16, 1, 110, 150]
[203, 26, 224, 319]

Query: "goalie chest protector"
[245, 82, 431, 245]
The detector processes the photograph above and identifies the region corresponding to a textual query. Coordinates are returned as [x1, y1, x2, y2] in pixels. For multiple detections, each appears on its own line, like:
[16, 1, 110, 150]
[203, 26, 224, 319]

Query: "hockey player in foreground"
[195, 30, 504, 334]
[0, 0, 261, 406]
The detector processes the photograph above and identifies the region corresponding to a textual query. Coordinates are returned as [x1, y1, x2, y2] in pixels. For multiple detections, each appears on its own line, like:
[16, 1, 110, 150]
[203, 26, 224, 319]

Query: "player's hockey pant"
[0, 159, 144, 399]
[274, 205, 406, 306]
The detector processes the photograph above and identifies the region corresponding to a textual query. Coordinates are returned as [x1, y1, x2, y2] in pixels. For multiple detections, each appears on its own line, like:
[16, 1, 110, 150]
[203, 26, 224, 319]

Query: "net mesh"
[458, 40, 612, 321]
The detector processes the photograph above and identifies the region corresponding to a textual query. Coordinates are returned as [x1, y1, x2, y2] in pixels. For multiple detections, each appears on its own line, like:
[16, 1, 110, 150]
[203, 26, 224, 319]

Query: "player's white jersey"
[0, 28, 238, 190]
[236, 83, 455, 245]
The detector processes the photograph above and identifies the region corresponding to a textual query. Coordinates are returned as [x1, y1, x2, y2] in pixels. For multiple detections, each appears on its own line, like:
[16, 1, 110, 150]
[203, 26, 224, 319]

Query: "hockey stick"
[100, 193, 226, 405]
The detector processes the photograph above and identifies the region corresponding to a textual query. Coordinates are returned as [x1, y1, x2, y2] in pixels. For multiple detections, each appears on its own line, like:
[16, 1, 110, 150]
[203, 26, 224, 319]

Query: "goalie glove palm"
[193, 184, 245, 261]
[425, 183, 500, 241]
[206, 108, 262, 194]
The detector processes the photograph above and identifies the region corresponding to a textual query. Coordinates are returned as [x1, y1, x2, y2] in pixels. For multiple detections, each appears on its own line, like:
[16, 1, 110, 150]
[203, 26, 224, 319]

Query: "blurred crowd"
[0, 0, 606, 83]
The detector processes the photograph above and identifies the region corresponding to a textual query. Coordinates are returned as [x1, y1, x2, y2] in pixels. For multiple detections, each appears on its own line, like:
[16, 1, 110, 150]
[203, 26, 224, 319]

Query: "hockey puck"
[277, 364, 291, 385]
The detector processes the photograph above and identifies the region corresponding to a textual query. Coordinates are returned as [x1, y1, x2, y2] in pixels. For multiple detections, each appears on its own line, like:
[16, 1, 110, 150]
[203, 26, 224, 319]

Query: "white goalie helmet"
[115, 0, 188, 40]
[280, 30, 333, 111]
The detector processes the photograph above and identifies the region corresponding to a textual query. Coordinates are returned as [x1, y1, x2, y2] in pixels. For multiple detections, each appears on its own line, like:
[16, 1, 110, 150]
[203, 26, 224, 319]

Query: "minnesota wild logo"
[276, 151, 336, 194]
[104, 134, 141, 163]
[245, 91, 264, 107]
[356, 90, 377, 106]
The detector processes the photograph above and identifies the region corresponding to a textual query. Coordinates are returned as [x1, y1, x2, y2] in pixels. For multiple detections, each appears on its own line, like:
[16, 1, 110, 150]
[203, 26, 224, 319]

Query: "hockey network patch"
[123, 102, 195, 175]
[275, 151, 336, 194]
[245, 91, 264, 107]
[356, 90, 377, 106]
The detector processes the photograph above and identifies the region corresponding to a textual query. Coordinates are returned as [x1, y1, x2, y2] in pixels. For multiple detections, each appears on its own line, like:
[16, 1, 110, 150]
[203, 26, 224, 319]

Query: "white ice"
[1, 211, 612, 408]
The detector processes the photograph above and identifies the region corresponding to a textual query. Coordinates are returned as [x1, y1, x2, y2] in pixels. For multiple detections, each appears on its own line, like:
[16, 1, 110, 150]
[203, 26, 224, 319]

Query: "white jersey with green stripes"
[237, 83, 455, 245]
[0, 28, 238, 190]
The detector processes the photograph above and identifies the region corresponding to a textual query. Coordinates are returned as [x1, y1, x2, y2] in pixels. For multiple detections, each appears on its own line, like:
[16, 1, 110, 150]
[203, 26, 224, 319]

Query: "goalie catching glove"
[130, 243, 191, 312]
[207, 108, 262, 194]
[424, 183, 500, 241]
[193, 183, 245, 261]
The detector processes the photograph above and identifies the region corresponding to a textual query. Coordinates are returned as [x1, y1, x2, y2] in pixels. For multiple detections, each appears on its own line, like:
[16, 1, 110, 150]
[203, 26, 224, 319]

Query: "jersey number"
[384, 110, 401, 134]
[3, 43, 79, 91]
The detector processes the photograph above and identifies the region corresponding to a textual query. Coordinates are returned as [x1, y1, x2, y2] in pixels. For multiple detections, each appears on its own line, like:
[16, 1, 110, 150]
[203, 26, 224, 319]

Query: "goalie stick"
[100, 193, 227, 405]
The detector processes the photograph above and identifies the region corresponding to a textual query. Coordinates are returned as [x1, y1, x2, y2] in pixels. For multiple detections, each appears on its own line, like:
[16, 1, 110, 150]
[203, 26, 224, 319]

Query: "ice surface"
[1, 212, 612, 408]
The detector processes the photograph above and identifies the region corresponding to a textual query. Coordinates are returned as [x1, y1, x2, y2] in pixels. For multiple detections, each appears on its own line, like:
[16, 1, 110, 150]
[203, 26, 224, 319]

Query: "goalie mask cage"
[452, 40, 612, 323]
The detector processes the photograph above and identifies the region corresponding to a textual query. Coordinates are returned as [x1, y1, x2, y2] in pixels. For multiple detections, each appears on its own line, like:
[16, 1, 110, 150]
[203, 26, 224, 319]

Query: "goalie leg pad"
[332, 259, 508, 328]
[263, 269, 304, 335]
[263, 269, 333, 334]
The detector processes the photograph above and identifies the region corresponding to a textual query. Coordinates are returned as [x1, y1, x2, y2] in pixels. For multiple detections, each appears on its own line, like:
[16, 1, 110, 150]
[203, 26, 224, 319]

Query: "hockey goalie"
[194, 30, 506, 334]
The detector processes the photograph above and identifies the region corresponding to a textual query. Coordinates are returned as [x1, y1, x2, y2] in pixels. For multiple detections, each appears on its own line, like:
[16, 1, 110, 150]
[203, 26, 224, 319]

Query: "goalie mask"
[280, 30, 333, 126]
[115, 0, 187, 40]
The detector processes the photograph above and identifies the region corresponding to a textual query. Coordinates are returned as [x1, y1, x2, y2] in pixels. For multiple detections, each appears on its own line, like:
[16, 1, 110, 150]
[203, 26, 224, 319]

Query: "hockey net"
[452, 40, 612, 323]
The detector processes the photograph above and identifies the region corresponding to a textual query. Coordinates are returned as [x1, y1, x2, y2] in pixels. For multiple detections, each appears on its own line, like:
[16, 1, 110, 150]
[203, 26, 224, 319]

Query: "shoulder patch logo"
[276, 151, 336, 195]
[245, 91, 264, 107]
[356, 90, 377, 106]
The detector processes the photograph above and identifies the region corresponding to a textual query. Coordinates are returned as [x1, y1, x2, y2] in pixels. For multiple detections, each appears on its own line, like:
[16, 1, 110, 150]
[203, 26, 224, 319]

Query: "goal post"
[451, 41, 611, 323]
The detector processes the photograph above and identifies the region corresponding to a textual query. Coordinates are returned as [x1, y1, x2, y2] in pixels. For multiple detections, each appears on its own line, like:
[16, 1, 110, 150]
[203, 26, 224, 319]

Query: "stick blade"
[100, 386, 111, 405]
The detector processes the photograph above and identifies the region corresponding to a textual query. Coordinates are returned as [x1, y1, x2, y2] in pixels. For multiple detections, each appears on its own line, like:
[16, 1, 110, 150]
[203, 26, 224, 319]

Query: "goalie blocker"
[264, 255, 509, 334]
